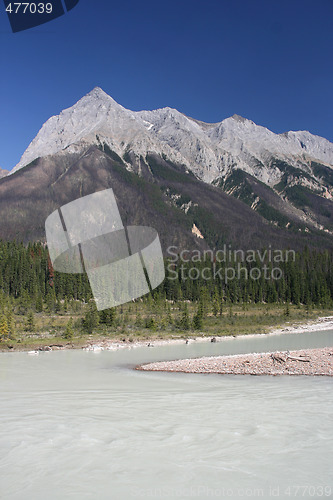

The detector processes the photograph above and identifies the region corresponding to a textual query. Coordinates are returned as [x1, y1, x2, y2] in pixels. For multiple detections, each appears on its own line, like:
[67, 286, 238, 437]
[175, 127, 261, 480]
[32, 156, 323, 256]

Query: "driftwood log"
[270, 353, 286, 364]
[287, 355, 310, 362]
[270, 353, 310, 363]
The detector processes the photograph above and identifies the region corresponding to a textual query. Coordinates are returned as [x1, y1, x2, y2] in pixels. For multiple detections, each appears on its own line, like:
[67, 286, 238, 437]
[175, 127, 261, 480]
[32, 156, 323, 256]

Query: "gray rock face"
[6, 87, 333, 237]
[10, 87, 333, 188]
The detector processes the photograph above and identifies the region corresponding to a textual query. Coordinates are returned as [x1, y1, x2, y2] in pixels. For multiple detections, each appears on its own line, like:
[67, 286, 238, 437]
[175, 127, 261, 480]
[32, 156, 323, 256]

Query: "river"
[0, 329, 333, 500]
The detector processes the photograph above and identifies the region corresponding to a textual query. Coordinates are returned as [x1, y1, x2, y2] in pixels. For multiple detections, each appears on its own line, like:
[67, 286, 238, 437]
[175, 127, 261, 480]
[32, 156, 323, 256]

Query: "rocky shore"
[137, 347, 333, 376]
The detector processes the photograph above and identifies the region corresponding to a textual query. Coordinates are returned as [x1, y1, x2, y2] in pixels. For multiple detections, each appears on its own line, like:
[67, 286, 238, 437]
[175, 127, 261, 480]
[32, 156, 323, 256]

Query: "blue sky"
[0, 0, 332, 171]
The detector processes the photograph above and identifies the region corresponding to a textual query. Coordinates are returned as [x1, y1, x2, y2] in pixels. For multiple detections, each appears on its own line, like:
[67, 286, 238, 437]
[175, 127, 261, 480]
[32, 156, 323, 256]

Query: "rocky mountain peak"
[8, 88, 333, 185]
[81, 86, 126, 112]
[231, 114, 250, 123]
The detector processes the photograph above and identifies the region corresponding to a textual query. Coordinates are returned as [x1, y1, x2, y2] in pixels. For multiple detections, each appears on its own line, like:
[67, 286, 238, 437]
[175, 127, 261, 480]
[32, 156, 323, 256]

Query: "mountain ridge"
[11, 87, 333, 180]
[2, 87, 333, 248]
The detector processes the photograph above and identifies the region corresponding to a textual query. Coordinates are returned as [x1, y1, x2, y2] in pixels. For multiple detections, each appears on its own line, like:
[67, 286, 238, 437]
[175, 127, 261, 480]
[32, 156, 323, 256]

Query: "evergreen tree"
[99, 308, 117, 326]
[82, 302, 99, 334]
[46, 287, 56, 313]
[212, 289, 219, 317]
[0, 316, 9, 340]
[284, 302, 290, 317]
[6, 310, 15, 338]
[192, 302, 203, 330]
[25, 311, 35, 332]
[55, 298, 62, 314]
[63, 318, 74, 340]
[18, 290, 31, 315]
[219, 292, 224, 316]
[180, 302, 190, 330]
[135, 312, 143, 327]
[145, 316, 157, 330]
[166, 303, 173, 325]
[35, 294, 43, 313]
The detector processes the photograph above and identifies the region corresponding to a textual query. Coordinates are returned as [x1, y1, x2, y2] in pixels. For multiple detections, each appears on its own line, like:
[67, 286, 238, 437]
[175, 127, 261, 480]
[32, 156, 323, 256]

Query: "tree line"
[0, 241, 332, 308]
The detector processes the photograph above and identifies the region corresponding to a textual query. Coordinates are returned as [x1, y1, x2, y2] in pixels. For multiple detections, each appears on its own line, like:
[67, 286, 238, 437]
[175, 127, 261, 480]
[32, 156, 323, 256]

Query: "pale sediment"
[137, 347, 333, 376]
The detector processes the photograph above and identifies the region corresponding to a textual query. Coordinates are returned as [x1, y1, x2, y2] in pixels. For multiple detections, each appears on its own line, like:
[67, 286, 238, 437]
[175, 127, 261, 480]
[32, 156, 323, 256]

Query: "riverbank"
[2, 314, 333, 354]
[80, 315, 333, 353]
[137, 347, 333, 376]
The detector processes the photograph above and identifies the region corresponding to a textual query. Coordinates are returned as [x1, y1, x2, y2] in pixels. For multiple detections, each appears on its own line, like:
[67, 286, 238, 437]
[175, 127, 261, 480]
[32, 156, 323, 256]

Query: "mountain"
[12, 88, 333, 181]
[2, 87, 333, 250]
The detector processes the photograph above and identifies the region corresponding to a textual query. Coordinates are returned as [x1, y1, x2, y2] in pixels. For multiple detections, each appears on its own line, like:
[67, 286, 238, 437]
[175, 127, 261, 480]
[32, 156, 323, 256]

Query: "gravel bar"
[137, 348, 333, 376]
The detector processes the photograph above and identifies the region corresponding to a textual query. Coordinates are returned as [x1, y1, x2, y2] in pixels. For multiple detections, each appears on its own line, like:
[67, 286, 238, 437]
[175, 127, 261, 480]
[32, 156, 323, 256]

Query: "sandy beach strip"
[137, 347, 333, 376]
